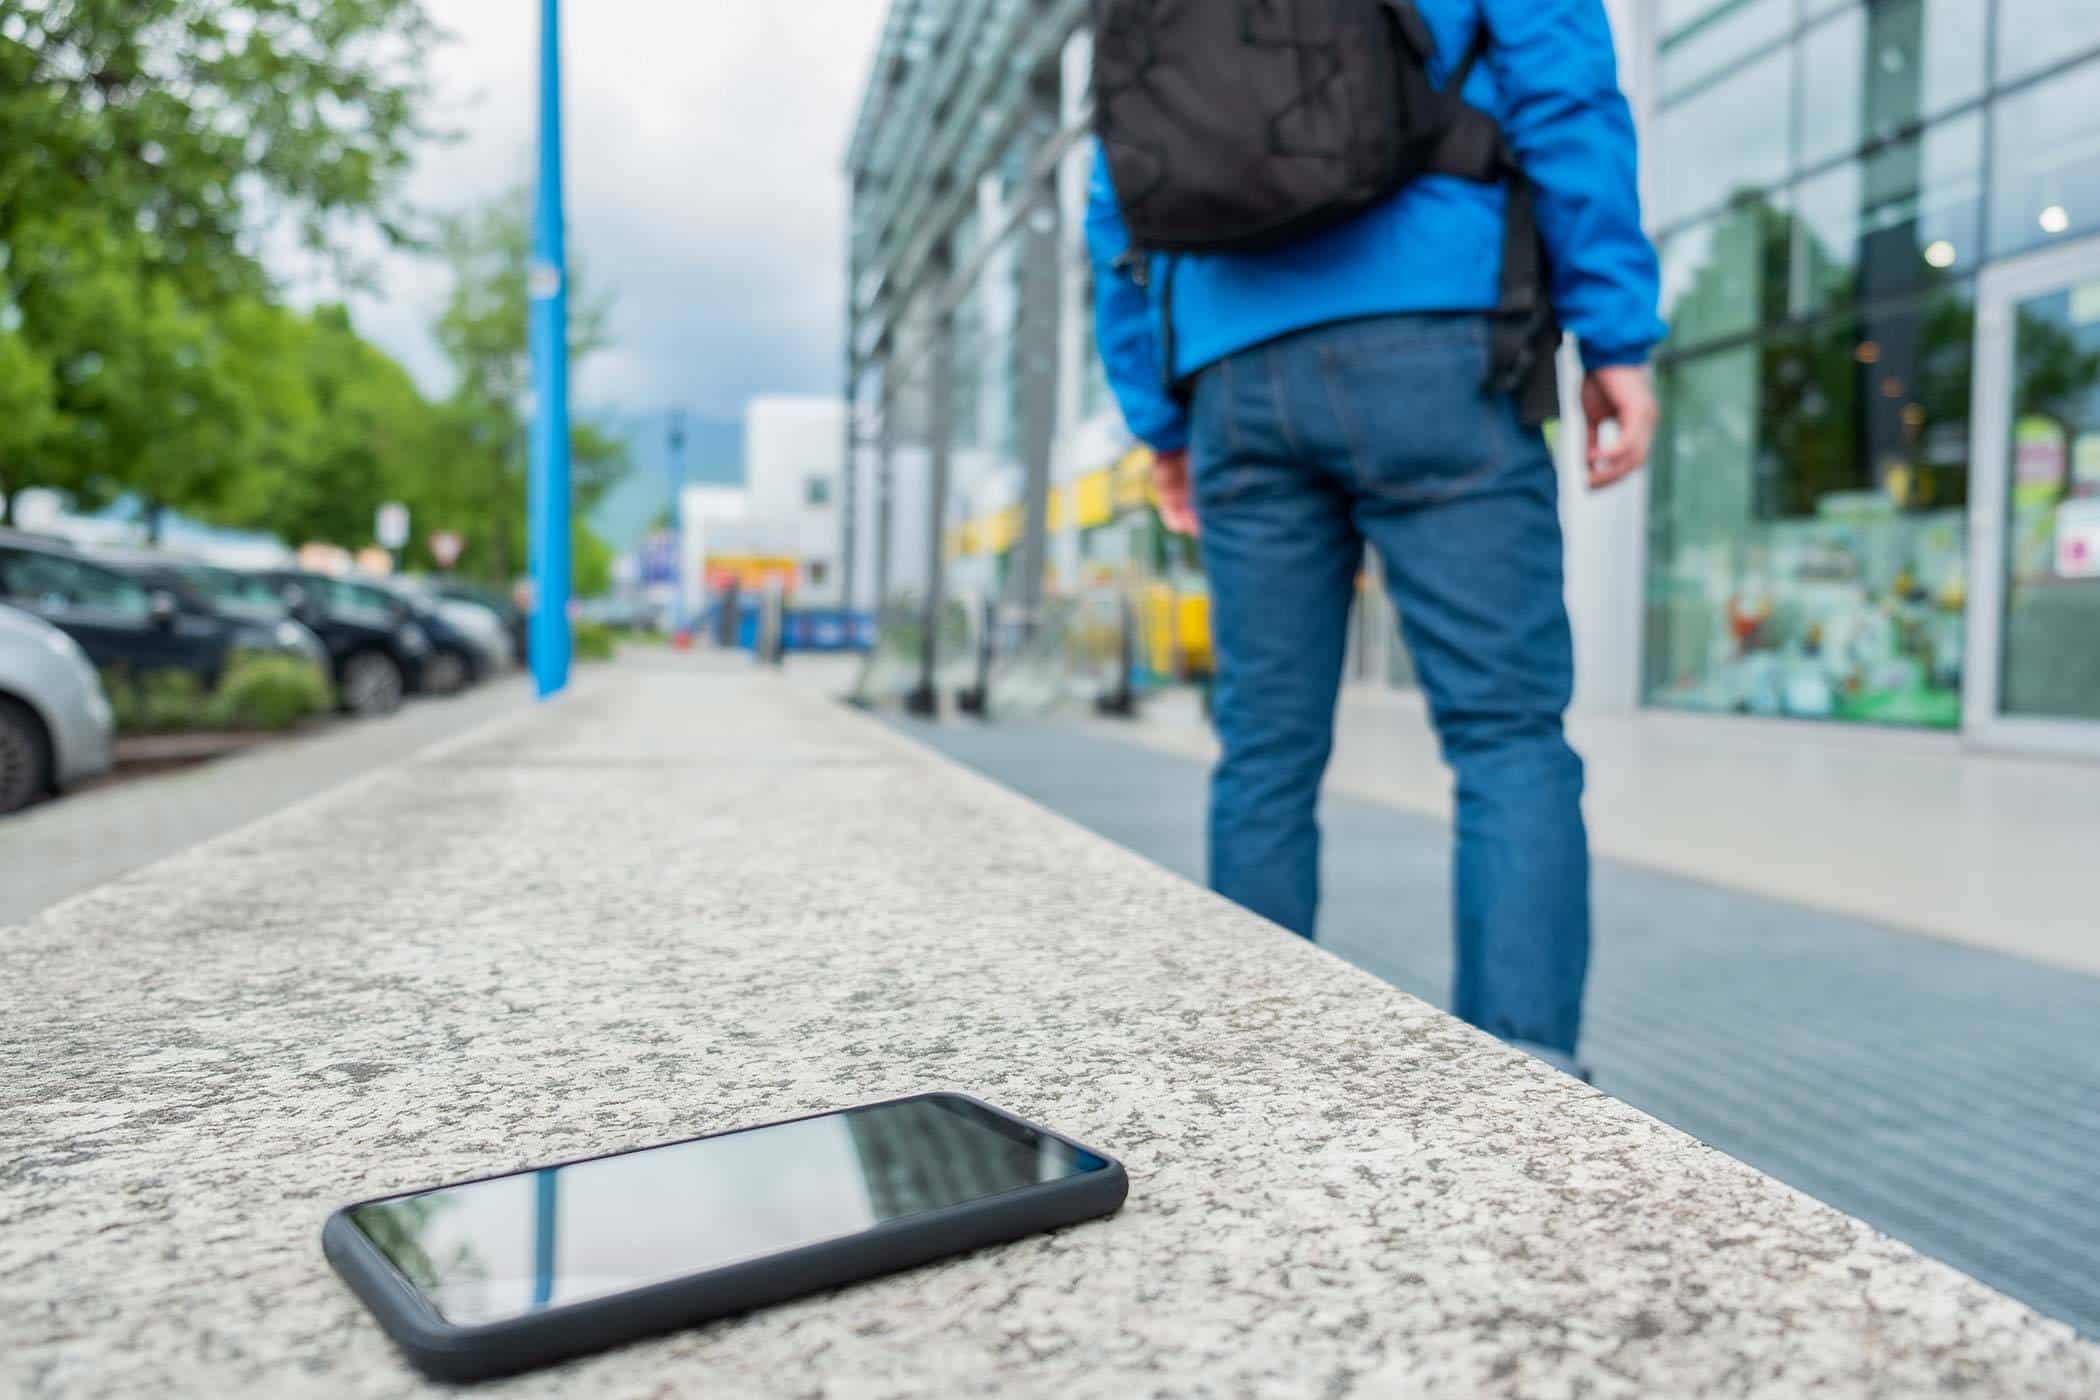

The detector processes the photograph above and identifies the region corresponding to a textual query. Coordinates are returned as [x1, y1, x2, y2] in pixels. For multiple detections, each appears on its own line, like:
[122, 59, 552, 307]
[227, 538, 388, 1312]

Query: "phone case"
[321, 1093, 1129, 1384]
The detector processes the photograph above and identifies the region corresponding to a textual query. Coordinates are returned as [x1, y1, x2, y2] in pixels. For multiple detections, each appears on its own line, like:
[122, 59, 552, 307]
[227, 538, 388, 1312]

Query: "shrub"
[102, 656, 333, 735]
[206, 654, 334, 732]
[572, 621, 617, 663]
[102, 667, 210, 734]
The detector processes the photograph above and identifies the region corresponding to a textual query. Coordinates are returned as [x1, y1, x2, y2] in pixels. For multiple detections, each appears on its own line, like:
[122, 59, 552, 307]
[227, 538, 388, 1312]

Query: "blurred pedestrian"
[1086, 0, 1663, 1075]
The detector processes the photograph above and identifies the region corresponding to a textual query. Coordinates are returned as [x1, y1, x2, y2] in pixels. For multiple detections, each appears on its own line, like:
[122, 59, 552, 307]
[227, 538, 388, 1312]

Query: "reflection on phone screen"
[351, 1097, 1106, 1325]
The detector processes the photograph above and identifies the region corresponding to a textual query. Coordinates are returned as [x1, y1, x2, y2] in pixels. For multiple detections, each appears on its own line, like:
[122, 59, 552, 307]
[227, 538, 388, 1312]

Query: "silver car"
[0, 601, 115, 814]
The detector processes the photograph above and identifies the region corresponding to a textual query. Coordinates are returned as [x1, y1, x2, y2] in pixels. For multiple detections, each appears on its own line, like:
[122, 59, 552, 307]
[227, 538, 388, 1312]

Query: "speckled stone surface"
[5, 657, 2098, 1399]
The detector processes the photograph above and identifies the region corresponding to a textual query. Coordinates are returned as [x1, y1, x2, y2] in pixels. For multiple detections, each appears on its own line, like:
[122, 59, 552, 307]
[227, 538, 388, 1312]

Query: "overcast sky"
[308, 2, 888, 425]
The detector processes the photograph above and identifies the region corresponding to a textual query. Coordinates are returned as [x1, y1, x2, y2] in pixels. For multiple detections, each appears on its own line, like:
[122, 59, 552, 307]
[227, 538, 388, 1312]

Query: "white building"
[743, 396, 847, 607]
[676, 484, 749, 622]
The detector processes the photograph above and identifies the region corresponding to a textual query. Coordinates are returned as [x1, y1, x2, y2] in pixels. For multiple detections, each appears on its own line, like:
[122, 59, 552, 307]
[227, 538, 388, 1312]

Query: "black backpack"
[1091, 0, 1560, 423]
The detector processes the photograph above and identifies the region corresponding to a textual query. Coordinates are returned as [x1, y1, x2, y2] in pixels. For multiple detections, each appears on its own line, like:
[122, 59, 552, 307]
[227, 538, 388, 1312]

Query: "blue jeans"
[1189, 313, 1591, 1055]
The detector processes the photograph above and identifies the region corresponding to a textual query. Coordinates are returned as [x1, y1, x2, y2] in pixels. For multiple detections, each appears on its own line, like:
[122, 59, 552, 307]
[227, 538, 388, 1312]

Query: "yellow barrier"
[1176, 592, 1214, 675]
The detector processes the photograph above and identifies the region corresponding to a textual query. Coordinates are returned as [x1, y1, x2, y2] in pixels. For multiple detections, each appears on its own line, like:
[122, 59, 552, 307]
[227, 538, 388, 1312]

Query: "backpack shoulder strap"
[1427, 24, 1508, 183]
[1445, 24, 1492, 96]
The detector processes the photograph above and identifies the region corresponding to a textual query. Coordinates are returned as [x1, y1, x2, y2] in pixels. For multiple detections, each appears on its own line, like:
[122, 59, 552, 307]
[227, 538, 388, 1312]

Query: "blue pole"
[667, 411, 687, 630]
[531, 1169, 558, 1309]
[528, 0, 572, 698]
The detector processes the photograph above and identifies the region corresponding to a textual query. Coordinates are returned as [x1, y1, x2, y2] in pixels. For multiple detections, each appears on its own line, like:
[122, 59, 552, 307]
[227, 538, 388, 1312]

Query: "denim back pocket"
[1318, 317, 1514, 508]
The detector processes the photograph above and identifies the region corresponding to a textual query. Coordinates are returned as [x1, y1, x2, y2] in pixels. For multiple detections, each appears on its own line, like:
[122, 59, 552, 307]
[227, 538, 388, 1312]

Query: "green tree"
[0, 0, 438, 289]
[0, 0, 439, 515]
[395, 190, 626, 587]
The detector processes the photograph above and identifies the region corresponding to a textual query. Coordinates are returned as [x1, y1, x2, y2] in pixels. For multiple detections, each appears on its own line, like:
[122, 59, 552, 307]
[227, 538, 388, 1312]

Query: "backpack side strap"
[1422, 21, 1564, 426]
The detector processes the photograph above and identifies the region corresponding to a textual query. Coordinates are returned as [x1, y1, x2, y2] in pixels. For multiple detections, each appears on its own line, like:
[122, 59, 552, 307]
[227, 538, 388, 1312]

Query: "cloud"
[326, 1, 886, 421]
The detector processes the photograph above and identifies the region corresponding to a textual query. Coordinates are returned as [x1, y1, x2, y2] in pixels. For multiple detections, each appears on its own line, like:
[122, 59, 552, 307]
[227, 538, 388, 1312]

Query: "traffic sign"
[429, 530, 465, 569]
[376, 502, 411, 551]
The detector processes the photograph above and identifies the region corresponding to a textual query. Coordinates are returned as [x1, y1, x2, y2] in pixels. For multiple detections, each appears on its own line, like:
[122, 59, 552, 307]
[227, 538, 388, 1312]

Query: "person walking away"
[1085, 0, 1664, 1075]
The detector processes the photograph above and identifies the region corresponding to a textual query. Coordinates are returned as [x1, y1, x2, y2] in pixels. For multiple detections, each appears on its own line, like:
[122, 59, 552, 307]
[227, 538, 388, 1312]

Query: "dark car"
[91, 550, 331, 673]
[426, 579, 529, 666]
[0, 529, 275, 689]
[254, 569, 433, 716]
[367, 578, 484, 697]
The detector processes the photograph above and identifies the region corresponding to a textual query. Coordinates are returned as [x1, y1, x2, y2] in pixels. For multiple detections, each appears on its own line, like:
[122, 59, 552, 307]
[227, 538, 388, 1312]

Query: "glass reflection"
[1994, 0, 2100, 86]
[1791, 113, 1983, 317]
[1661, 197, 1790, 352]
[1798, 0, 1986, 170]
[1989, 61, 2100, 260]
[1655, 44, 1793, 226]
[2000, 284, 2100, 720]
[351, 1097, 1106, 1326]
[1659, 0, 1792, 103]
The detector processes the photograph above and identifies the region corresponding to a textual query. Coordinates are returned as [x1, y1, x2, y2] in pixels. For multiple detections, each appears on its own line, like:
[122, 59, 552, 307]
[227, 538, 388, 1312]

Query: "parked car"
[390, 577, 516, 674]
[424, 579, 529, 667]
[364, 578, 492, 694]
[89, 550, 330, 674]
[253, 569, 432, 716]
[0, 601, 115, 814]
[162, 559, 335, 663]
[0, 529, 276, 690]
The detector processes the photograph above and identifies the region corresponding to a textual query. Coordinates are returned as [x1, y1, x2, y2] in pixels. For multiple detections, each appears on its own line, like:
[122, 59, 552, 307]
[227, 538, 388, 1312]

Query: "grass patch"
[573, 621, 618, 663]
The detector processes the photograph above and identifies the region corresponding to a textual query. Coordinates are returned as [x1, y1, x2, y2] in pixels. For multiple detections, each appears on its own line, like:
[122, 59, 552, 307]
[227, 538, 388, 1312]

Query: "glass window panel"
[1661, 197, 1791, 350]
[1660, 0, 1794, 102]
[1998, 281, 2100, 720]
[1646, 296, 1973, 727]
[1646, 347, 1763, 708]
[1865, 0, 1986, 133]
[0, 550, 151, 620]
[1799, 6, 1866, 171]
[1662, 0, 1740, 40]
[322, 579, 399, 627]
[1994, 0, 2100, 87]
[1989, 60, 2100, 259]
[1798, 1, 1987, 170]
[1791, 113, 1982, 316]
[1654, 45, 1794, 226]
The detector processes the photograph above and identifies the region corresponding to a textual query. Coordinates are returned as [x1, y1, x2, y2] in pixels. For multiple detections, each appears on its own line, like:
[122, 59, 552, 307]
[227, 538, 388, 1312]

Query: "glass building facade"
[1645, 0, 2100, 728]
[845, 0, 2100, 740]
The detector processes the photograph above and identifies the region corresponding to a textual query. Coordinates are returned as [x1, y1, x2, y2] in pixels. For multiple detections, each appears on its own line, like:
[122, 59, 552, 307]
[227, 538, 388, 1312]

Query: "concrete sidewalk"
[0, 674, 534, 928]
[7, 652, 2097, 1396]
[1091, 681, 2100, 976]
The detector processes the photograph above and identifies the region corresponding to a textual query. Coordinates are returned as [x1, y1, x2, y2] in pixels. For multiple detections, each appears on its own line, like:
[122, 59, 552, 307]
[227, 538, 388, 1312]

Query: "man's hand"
[1153, 448, 1199, 536]
[1580, 365, 1658, 491]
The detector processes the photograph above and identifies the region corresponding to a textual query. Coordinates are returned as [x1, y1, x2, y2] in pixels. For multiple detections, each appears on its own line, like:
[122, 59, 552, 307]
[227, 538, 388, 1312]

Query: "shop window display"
[1647, 295, 1973, 727]
[1998, 282, 2100, 721]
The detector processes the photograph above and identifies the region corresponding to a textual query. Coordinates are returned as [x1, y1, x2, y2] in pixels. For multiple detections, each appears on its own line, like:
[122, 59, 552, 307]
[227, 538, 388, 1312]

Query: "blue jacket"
[1086, 0, 1665, 453]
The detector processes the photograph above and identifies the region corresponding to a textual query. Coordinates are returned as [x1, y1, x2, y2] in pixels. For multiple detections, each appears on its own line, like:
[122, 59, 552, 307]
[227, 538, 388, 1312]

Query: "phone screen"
[349, 1096, 1109, 1326]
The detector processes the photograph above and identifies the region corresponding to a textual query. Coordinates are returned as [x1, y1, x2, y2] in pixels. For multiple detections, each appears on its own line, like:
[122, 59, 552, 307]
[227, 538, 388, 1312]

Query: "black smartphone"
[322, 1093, 1127, 1383]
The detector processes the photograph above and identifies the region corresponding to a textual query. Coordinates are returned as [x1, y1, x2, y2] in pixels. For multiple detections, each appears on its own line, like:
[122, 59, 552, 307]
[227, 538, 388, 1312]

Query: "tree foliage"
[0, 0, 627, 594]
[0, 0, 439, 519]
[400, 189, 625, 584]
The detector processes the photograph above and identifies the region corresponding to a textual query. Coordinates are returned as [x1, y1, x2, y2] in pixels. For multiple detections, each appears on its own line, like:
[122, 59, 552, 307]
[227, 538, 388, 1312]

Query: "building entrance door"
[1967, 238, 2100, 755]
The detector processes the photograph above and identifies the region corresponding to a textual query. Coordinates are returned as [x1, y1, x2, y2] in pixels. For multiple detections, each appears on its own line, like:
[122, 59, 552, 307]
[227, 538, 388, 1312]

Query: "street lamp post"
[528, 0, 572, 698]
